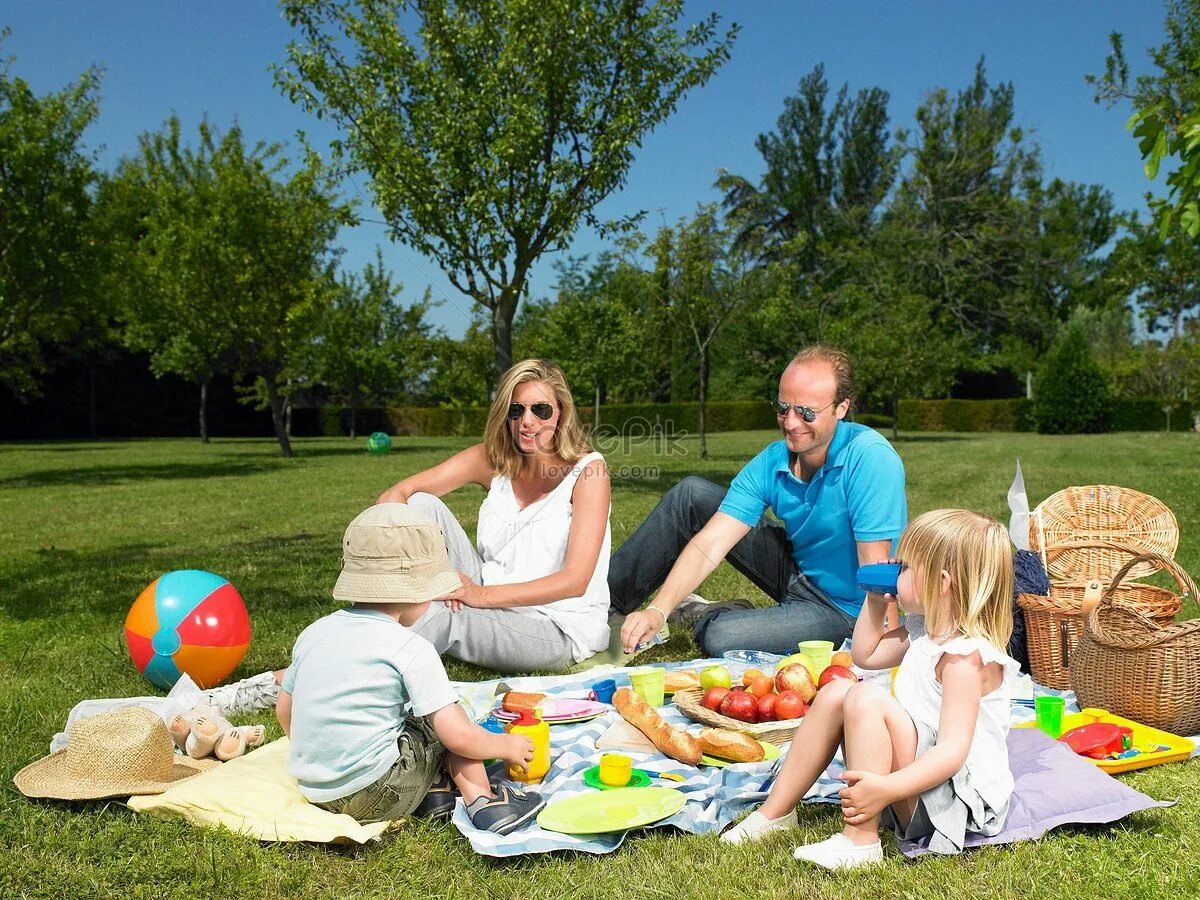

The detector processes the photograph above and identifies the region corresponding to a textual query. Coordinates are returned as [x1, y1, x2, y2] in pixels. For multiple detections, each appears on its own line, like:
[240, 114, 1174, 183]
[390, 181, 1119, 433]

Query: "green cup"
[1034, 695, 1065, 738]
[628, 667, 665, 707]
[799, 640, 835, 676]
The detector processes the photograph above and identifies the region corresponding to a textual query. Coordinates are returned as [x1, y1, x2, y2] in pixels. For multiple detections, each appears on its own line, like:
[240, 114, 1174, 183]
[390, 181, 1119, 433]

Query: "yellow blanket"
[128, 738, 390, 844]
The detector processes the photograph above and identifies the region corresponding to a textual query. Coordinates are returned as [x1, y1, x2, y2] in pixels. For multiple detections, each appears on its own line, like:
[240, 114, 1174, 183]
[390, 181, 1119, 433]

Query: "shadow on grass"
[0, 460, 282, 489]
[5, 531, 335, 622]
[889, 434, 970, 443]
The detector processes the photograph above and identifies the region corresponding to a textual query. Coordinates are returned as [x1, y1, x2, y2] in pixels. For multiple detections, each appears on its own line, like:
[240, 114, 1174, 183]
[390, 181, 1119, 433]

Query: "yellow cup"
[599, 753, 632, 787]
[628, 667, 666, 707]
[799, 640, 835, 676]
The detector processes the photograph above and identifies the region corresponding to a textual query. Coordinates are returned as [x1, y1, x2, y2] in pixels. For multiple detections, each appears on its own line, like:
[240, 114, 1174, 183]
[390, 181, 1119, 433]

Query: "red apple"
[756, 691, 778, 721]
[774, 690, 809, 721]
[818, 665, 857, 689]
[775, 663, 817, 703]
[720, 690, 759, 723]
[701, 686, 731, 712]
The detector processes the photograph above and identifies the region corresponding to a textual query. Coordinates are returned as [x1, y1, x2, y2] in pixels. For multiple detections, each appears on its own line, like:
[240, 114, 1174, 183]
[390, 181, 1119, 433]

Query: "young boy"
[276, 503, 545, 833]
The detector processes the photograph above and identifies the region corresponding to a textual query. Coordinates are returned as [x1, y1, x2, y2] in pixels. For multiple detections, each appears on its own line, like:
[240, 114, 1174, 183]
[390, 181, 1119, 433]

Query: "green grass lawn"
[2, 430, 1199, 899]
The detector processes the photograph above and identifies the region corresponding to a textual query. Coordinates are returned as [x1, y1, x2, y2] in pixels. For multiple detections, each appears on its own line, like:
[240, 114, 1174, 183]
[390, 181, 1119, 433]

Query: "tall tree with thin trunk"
[275, 0, 737, 383]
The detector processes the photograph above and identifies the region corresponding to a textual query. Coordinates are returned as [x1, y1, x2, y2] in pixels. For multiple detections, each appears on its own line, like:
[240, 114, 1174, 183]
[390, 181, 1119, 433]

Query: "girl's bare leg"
[839, 683, 918, 846]
[758, 678, 854, 820]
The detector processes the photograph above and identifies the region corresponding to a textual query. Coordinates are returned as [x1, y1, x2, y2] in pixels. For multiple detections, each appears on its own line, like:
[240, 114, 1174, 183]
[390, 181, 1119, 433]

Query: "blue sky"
[4, 2, 1169, 337]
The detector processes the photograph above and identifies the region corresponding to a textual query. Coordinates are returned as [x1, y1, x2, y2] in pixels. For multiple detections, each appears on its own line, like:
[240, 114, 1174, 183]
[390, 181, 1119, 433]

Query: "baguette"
[501, 691, 546, 714]
[612, 687, 702, 765]
[698, 727, 765, 763]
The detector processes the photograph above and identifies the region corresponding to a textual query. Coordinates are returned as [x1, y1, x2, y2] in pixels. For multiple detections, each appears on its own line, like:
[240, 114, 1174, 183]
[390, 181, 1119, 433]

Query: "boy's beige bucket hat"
[14, 705, 215, 800]
[333, 502, 461, 603]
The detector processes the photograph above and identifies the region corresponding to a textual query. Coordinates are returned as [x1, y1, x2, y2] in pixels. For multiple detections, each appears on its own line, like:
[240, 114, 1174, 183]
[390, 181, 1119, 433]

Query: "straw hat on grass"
[14, 705, 215, 800]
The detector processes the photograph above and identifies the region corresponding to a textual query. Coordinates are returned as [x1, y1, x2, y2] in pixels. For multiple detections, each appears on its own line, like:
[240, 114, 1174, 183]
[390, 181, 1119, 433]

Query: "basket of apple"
[672, 652, 858, 745]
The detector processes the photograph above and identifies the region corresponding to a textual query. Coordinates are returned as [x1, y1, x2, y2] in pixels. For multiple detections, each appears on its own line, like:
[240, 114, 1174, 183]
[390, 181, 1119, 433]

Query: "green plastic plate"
[581, 765, 652, 791]
[536, 786, 685, 834]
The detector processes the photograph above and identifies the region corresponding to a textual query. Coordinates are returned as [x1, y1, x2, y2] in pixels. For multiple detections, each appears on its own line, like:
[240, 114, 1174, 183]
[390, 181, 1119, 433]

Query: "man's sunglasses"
[507, 402, 556, 421]
[770, 398, 835, 423]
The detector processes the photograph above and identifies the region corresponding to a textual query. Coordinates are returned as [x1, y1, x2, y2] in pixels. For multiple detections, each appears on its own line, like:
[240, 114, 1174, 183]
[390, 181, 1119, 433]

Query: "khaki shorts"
[315, 715, 446, 824]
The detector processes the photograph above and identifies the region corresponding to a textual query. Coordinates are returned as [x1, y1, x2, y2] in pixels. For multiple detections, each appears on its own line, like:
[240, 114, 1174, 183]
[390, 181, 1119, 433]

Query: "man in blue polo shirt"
[614, 345, 907, 656]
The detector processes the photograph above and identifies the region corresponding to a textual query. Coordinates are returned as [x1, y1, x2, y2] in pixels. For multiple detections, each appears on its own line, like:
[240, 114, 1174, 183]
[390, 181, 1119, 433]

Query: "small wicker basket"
[1071, 551, 1200, 736]
[1029, 485, 1178, 582]
[672, 688, 802, 745]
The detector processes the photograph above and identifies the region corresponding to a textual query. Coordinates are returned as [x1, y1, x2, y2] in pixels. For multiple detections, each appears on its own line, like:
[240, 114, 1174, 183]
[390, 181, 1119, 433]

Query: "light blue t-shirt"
[717, 421, 907, 618]
[281, 607, 459, 802]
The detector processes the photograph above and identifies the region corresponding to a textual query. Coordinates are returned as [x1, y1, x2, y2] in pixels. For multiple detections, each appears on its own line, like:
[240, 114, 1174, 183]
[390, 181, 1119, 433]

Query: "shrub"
[1033, 328, 1110, 434]
[853, 412, 893, 429]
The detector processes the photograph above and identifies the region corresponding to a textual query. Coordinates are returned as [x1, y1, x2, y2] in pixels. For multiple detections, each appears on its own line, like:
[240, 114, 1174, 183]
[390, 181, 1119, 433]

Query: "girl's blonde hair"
[484, 359, 591, 479]
[896, 509, 1014, 651]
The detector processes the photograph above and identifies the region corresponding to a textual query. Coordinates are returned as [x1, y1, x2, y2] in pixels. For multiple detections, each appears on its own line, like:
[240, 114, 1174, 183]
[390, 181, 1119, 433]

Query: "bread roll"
[698, 727, 765, 763]
[502, 691, 546, 714]
[663, 670, 701, 693]
[613, 687, 702, 765]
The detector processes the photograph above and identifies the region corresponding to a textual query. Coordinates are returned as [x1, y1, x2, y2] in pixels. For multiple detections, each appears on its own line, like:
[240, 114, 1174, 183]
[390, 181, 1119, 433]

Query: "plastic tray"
[1017, 708, 1194, 774]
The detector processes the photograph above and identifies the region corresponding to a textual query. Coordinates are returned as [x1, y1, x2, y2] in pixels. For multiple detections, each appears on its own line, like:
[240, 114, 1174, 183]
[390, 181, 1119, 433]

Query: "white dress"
[888, 634, 1019, 852]
[476, 451, 611, 662]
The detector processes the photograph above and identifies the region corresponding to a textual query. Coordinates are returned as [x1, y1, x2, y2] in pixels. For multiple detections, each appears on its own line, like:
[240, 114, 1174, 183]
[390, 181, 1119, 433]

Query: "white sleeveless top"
[892, 634, 1019, 816]
[476, 451, 611, 662]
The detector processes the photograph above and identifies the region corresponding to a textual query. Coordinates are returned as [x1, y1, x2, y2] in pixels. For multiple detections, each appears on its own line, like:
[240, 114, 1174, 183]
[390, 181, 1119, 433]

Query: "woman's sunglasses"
[770, 398, 835, 423]
[507, 402, 556, 421]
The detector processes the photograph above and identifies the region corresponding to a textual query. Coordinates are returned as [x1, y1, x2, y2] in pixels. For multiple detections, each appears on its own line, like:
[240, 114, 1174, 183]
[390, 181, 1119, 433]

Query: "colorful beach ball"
[124, 570, 251, 690]
[367, 431, 392, 454]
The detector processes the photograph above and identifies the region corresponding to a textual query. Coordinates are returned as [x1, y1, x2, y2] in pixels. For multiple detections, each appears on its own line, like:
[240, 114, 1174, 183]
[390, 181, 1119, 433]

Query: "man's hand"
[621, 607, 665, 654]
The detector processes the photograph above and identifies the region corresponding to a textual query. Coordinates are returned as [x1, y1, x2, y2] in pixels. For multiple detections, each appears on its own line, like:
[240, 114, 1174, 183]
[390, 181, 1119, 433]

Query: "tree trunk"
[698, 343, 708, 460]
[891, 376, 899, 443]
[594, 380, 601, 431]
[88, 366, 97, 438]
[284, 396, 293, 440]
[491, 296, 517, 389]
[199, 377, 210, 443]
[349, 404, 357, 440]
[264, 373, 294, 457]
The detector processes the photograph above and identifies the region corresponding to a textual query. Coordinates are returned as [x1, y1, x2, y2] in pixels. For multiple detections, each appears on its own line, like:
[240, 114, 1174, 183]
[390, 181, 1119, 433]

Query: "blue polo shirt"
[717, 421, 907, 618]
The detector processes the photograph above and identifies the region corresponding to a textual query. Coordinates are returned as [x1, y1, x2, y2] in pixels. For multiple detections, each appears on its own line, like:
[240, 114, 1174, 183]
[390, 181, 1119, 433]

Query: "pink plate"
[493, 698, 607, 722]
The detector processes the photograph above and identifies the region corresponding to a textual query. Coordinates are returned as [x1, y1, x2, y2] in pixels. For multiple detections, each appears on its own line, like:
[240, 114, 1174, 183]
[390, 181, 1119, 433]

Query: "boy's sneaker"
[793, 833, 884, 870]
[203, 671, 279, 716]
[413, 773, 457, 820]
[668, 594, 755, 633]
[466, 783, 546, 835]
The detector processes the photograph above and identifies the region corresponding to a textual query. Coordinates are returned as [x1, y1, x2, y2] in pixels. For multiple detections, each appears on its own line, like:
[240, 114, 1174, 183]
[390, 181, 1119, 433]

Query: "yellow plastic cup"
[628, 667, 665, 707]
[799, 640, 835, 676]
[599, 753, 632, 787]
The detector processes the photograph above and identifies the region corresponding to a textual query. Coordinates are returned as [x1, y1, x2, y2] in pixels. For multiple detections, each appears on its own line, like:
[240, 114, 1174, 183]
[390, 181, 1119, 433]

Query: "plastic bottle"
[505, 709, 550, 783]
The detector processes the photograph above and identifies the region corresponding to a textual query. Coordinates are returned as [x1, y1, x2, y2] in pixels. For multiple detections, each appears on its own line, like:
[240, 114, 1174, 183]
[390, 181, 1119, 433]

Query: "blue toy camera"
[856, 562, 900, 595]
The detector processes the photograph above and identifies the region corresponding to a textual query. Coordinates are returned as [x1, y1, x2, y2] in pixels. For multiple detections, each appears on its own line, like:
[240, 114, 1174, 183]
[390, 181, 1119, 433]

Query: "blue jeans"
[607, 475, 855, 656]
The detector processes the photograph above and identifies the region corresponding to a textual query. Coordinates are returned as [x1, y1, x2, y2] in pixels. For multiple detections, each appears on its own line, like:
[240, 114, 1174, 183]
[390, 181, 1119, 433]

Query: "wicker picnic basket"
[1029, 485, 1179, 582]
[1017, 537, 1183, 690]
[672, 688, 802, 745]
[1071, 550, 1200, 736]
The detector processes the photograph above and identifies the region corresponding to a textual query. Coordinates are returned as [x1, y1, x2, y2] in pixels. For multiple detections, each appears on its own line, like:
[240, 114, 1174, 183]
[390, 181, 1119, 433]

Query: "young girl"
[721, 508, 1016, 869]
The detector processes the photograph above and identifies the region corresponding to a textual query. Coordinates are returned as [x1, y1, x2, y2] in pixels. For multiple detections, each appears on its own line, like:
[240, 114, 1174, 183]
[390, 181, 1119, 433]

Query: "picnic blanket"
[447, 658, 1070, 858]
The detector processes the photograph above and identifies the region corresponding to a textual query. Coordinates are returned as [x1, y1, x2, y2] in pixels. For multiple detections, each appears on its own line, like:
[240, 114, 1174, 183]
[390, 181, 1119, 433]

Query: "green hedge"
[895, 398, 1192, 433]
[386, 406, 490, 436]
[897, 399, 1034, 432]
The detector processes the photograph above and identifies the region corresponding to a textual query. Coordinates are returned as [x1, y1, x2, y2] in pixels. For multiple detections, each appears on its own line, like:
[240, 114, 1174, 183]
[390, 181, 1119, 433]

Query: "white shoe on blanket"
[204, 671, 279, 716]
[720, 809, 798, 844]
[793, 832, 883, 869]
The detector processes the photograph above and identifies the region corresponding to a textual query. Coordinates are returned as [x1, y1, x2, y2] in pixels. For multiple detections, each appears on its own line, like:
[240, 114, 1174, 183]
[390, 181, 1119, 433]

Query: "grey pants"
[406, 493, 575, 673]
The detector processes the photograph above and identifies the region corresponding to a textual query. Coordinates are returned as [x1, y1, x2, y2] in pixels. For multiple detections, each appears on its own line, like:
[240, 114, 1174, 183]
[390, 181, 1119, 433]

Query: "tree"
[717, 64, 897, 265]
[1091, 0, 1200, 238]
[0, 37, 100, 396]
[313, 248, 437, 437]
[650, 205, 742, 458]
[275, 0, 737, 382]
[1033, 325, 1110, 434]
[111, 117, 352, 454]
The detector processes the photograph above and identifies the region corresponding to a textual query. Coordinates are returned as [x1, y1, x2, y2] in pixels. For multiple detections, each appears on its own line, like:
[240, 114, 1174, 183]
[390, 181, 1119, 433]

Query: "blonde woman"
[376, 360, 611, 673]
